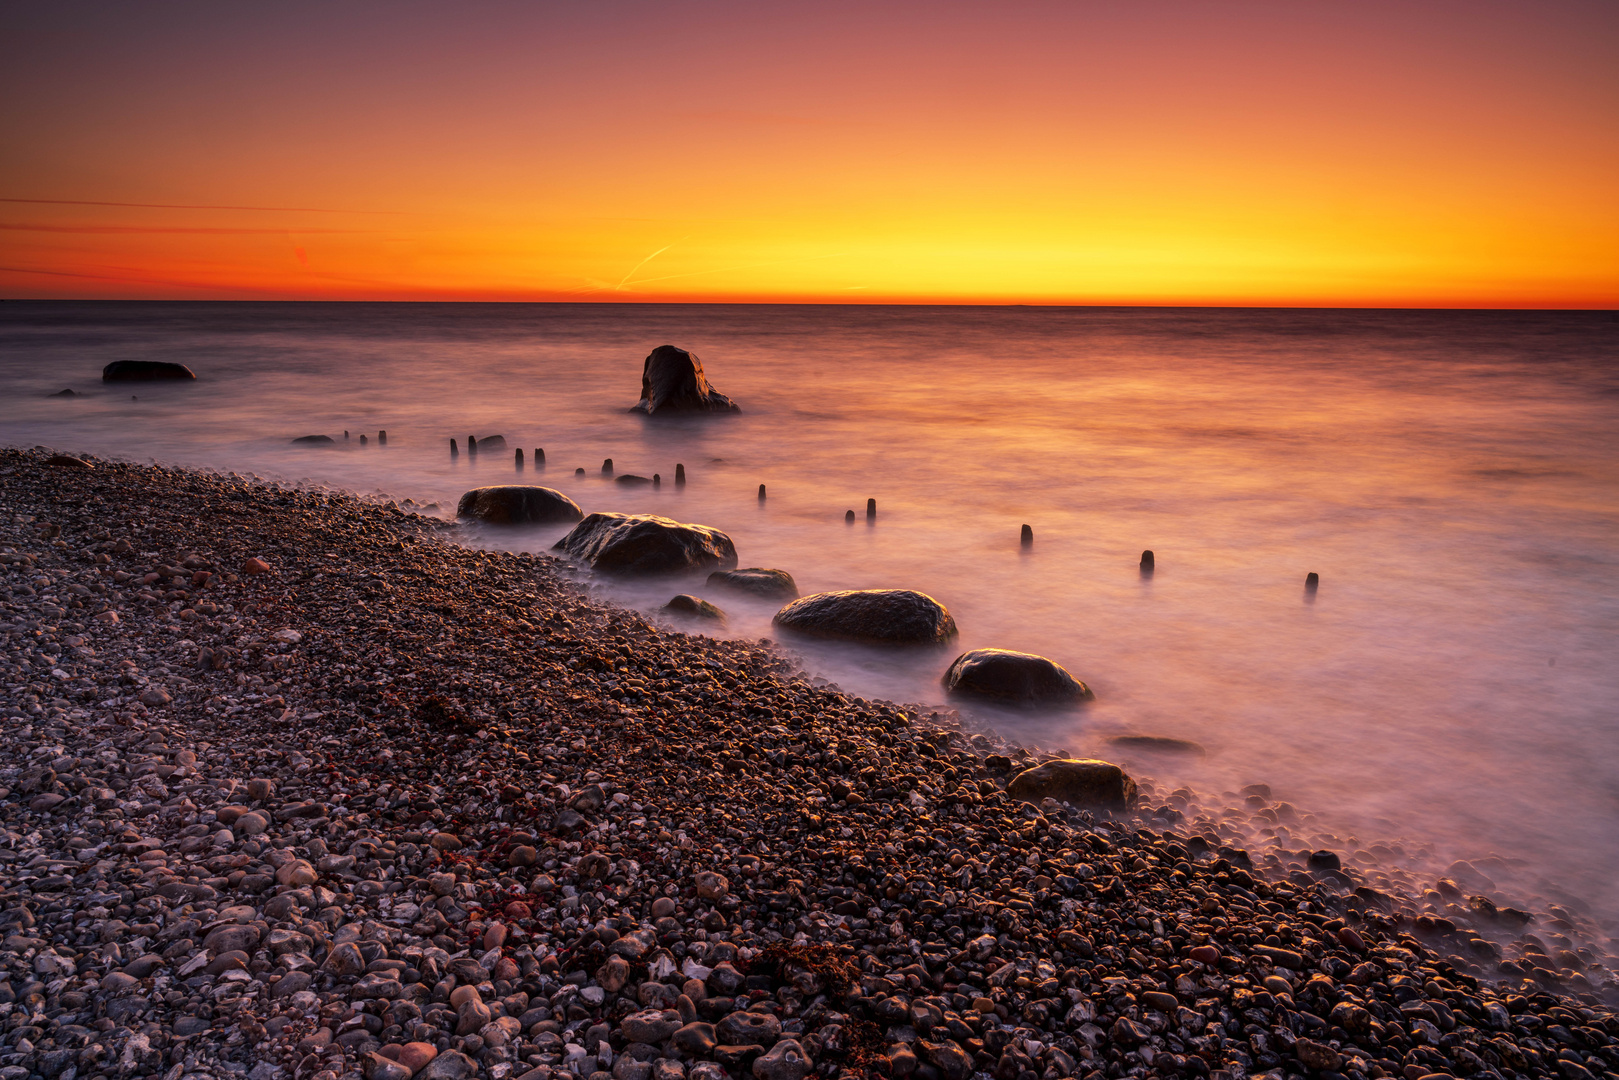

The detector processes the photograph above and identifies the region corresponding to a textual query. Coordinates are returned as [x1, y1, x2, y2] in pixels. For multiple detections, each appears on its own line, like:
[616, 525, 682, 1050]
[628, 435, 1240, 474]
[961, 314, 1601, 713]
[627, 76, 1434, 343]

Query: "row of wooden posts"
[436, 435, 1318, 585]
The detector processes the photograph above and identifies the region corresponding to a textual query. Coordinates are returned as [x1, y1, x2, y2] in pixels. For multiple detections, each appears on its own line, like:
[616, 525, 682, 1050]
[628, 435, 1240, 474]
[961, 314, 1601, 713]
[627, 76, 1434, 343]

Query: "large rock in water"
[457, 486, 584, 525]
[942, 648, 1093, 706]
[631, 345, 739, 415]
[1006, 759, 1136, 810]
[707, 567, 798, 600]
[103, 360, 196, 382]
[772, 589, 956, 645]
[555, 512, 738, 575]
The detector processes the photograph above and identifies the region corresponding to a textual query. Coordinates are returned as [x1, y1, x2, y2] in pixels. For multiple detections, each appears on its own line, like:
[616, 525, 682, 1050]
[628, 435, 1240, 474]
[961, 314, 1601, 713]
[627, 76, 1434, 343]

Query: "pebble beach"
[2, 445, 1617, 1080]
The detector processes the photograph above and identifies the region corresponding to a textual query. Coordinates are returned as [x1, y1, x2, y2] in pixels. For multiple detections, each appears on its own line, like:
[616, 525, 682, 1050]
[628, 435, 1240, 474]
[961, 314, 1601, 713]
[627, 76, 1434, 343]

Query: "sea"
[3, 301, 1617, 936]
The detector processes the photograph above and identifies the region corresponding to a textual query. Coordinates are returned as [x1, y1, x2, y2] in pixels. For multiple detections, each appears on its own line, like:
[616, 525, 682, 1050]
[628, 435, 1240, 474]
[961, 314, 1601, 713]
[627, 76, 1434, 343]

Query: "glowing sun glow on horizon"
[1, 1, 1616, 306]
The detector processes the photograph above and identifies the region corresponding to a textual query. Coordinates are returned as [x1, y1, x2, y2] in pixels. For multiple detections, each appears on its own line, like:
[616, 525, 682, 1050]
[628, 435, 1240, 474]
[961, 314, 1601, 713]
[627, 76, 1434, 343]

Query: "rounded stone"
[772, 589, 956, 645]
[1005, 758, 1136, 810]
[456, 486, 585, 526]
[941, 648, 1092, 706]
[705, 568, 799, 600]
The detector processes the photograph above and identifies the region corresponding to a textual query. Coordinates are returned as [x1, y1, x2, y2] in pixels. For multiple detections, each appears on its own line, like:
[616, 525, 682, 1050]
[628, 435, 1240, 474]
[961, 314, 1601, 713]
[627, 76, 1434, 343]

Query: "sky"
[2, 1, 1616, 306]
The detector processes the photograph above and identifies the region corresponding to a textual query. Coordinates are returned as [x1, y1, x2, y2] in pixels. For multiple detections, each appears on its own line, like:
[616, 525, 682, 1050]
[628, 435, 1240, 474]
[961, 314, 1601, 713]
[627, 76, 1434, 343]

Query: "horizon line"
[1, 296, 1614, 312]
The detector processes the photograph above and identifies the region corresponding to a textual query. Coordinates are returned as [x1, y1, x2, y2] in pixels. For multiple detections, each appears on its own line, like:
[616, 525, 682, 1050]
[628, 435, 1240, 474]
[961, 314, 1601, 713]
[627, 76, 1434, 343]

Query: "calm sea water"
[4, 302, 1617, 922]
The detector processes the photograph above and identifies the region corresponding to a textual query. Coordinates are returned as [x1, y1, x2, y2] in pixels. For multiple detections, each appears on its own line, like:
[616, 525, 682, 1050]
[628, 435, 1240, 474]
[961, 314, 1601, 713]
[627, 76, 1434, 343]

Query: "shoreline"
[1, 446, 1615, 1080]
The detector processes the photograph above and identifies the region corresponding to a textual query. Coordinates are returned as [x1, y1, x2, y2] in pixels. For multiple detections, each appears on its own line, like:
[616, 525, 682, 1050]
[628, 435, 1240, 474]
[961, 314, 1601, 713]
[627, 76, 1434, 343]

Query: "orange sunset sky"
[2, 1, 1616, 306]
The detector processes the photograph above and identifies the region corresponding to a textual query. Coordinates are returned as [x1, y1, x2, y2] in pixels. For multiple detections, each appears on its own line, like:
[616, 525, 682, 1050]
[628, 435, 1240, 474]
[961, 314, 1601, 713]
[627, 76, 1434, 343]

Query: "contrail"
[615, 236, 689, 290]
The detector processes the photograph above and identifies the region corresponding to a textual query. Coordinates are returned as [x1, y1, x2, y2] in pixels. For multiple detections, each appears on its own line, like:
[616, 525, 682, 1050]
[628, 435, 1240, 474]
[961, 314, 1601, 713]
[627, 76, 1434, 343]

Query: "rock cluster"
[0, 446, 1614, 1080]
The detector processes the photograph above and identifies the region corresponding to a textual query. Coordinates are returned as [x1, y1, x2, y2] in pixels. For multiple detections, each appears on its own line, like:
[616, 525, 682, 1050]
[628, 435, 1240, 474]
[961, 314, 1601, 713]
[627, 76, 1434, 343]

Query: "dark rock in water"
[707, 568, 799, 600]
[555, 512, 738, 576]
[1305, 571, 1320, 590]
[758, 483, 767, 500]
[50, 388, 76, 397]
[866, 498, 877, 520]
[292, 435, 336, 445]
[631, 345, 740, 415]
[457, 486, 584, 525]
[662, 594, 726, 623]
[1107, 735, 1205, 755]
[675, 463, 686, 485]
[942, 648, 1092, 706]
[1140, 549, 1155, 572]
[1006, 758, 1136, 809]
[615, 474, 653, 486]
[602, 458, 614, 476]
[46, 455, 91, 469]
[772, 589, 956, 645]
[1021, 524, 1033, 548]
[1308, 849, 1342, 870]
[475, 435, 506, 451]
[845, 510, 855, 524]
[575, 467, 585, 477]
[102, 360, 196, 382]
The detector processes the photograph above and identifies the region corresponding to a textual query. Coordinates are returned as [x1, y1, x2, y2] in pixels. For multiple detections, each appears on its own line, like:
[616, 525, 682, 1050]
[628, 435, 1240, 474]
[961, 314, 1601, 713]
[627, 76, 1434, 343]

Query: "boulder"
[46, 455, 92, 469]
[941, 649, 1092, 706]
[50, 389, 76, 397]
[469, 435, 506, 451]
[555, 512, 737, 576]
[457, 486, 584, 525]
[102, 360, 196, 382]
[1005, 759, 1136, 810]
[630, 345, 739, 415]
[662, 595, 726, 623]
[616, 475, 654, 486]
[291, 435, 335, 445]
[707, 568, 798, 600]
[772, 589, 956, 645]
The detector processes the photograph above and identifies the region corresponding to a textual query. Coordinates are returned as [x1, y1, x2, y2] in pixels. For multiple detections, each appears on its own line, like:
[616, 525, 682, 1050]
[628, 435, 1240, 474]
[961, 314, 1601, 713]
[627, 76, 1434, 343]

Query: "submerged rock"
[941, 648, 1092, 706]
[1108, 734, 1205, 755]
[457, 485, 584, 525]
[772, 589, 956, 645]
[707, 567, 799, 600]
[555, 512, 738, 575]
[1006, 758, 1136, 809]
[50, 388, 76, 397]
[292, 434, 336, 445]
[663, 594, 726, 623]
[102, 360, 196, 381]
[631, 345, 740, 415]
[471, 435, 507, 451]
